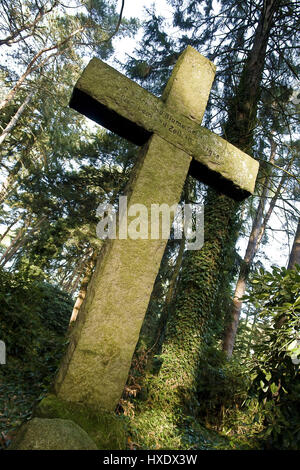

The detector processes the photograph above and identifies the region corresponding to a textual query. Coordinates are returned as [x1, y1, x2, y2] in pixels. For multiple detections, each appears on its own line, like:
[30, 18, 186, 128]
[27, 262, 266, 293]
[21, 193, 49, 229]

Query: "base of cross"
[9, 393, 126, 450]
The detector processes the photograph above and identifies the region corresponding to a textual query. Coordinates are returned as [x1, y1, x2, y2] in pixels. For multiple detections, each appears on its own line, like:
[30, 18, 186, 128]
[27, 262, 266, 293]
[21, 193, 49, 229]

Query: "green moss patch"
[34, 394, 127, 450]
[127, 404, 230, 450]
[9, 417, 98, 450]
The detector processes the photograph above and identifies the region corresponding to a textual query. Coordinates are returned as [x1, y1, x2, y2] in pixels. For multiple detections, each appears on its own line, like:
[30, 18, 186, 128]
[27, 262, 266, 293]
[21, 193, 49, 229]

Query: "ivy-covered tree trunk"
[150, 0, 281, 412]
[155, 232, 186, 351]
[151, 190, 238, 413]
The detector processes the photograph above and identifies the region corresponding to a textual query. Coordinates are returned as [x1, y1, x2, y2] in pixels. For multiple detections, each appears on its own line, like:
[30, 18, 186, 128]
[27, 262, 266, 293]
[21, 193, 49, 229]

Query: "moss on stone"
[74, 52, 258, 197]
[34, 394, 127, 450]
[9, 417, 98, 450]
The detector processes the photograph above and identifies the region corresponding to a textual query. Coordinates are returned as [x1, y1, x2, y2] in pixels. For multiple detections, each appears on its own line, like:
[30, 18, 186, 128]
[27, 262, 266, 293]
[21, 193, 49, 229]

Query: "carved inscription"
[117, 82, 224, 167]
[74, 56, 259, 194]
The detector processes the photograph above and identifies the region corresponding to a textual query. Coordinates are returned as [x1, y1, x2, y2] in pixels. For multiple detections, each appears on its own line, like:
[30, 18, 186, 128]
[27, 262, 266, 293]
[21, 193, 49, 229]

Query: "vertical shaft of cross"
[54, 47, 216, 411]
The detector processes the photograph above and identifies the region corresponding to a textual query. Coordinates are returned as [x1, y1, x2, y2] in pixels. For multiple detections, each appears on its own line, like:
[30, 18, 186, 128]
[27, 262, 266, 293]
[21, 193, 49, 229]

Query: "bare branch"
[105, 0, 125, 42]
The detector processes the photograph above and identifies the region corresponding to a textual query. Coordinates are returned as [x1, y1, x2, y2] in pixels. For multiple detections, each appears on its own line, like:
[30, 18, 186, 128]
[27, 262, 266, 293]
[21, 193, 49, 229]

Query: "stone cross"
[54, 46, 259, 411]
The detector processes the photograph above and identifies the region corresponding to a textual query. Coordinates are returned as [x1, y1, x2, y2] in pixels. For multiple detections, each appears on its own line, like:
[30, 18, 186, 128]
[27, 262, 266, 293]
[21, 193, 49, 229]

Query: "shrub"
[0, 267, 73, 388]
[245, 266, 300, 449]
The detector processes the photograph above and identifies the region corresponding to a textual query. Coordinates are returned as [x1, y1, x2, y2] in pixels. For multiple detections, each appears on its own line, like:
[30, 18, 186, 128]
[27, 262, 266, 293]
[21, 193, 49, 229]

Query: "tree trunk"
[0, 216, 46, 267]
[149, 189, 238, 413]
[223, 0, 281, 153]
[0, 224, 28, 266]
[0, 128, 44, 202]
[69, 250, 98, 323]
[246, 310, 258, 357]
[0, 160, 22, 203]
[222, 138, 280, 356]
[150, 0, 281, 411]
[287, 218, 300, 270]
[62, 247, 93, 294]
[0, 28, 83, 111]
[0, 91, 34, 146]
[156, 232, 186, 350]
[0, 216, 21, 244]
[0, 2, 58, 47]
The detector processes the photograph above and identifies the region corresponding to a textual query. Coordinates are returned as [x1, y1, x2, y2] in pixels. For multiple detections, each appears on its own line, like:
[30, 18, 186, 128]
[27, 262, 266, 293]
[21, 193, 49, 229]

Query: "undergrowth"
[0, 268, 72, 447]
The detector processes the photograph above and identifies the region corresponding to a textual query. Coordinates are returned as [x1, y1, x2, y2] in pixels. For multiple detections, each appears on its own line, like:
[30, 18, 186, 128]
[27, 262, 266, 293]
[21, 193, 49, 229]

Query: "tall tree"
[287, 217, 300, 270]
[0, 1, 138, 285]
[125, 0, 299, 414]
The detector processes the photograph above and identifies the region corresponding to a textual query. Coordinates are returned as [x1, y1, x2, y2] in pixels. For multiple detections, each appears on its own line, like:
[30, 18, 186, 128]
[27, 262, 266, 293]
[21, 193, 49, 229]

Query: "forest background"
[0, 0, 299, 451]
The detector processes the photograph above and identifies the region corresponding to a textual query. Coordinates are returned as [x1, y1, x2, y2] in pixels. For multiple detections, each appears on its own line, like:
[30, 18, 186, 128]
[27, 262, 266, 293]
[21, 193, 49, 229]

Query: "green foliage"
[0, 0, 299, 451]
[0, 0, 138, 287]
[245, 266, 300, 449]
[0, 267, 72, 364]
[197, 346, 250, 428]
[144, 190, 240, 416]
[0, 267, 73, 441]
[35, 394, 128, 450]
[127, 404, 231, 450]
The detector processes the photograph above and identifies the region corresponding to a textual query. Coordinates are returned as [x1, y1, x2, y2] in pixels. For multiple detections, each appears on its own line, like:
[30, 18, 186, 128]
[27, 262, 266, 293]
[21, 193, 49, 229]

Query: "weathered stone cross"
[54, 46, 259, 411]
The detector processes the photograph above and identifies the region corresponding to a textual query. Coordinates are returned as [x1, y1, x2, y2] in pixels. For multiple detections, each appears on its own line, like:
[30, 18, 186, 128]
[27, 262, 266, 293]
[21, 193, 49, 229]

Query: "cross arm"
[70, 58, 259, 201]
